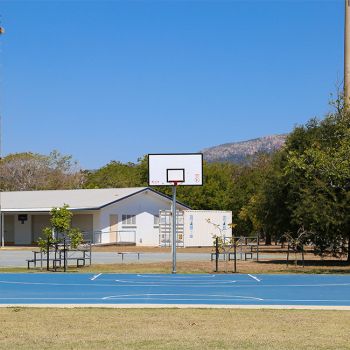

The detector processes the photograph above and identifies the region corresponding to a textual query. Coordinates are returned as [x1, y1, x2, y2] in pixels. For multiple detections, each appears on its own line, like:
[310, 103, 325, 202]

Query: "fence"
[82, 230, 137, 245]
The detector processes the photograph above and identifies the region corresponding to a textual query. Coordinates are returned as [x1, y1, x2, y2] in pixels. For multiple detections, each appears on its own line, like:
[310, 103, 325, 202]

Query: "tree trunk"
[347, 233, 350, 264]
[265, 232, 272, 245]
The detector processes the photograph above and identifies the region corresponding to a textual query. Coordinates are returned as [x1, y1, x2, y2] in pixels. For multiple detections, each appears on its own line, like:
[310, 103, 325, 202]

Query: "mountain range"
[201, 134, 287, 163]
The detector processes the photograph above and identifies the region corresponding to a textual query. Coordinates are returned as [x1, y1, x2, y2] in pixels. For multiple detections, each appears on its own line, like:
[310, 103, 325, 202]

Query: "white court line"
[1, 279, 350, 289]
[1, 296, 350, 303]
[103, 294, 263, 301]
[102, 298, 260, 302]
[0, 280, 158, 288]
[248, 274, 261, 282]
[2, 296, 350, 303]
[1, 304, 350, 310]
[90, 273, 102, 281]
[115, 279, 236, 285]
[0, 297, 103, 300]
[264, 299, 350, 302]
[136, 274, 216, 278]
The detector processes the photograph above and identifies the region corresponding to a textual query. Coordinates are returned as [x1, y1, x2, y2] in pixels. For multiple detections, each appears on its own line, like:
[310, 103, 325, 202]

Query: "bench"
[117, 252, 141, 261]
[210, 252, 235, 261]
[26, 257, 61, 269]
[27, 259, 36, 269]
[53, 258, 85, 269]
[210, 251, 254, 262]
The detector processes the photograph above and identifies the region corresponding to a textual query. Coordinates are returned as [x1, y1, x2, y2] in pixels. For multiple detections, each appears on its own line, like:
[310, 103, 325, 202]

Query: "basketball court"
[0, 156, 348, 311]
[0, 273, 350, 309]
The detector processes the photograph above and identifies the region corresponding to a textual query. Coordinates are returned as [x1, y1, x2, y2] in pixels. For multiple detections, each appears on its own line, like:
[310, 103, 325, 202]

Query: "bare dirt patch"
[91, 245, 213, 253]
[78, 258, 350, 274]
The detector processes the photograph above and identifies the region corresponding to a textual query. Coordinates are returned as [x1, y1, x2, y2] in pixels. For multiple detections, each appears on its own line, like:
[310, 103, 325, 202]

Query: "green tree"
[282, 107, 350, 260]
[38, 205, 83, 250]
[229, 154, 273, 238]
[175, 162, 238, 210]
[84, 159, 147, 188]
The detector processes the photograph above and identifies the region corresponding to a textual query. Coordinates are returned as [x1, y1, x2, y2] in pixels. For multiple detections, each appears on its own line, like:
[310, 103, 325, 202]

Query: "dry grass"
[2, 258, 350, 274]
[80, 259, 350, 274]
[92, 245, 215, 253]
[88, 245, 350, 274]
[0, 308, 349, 349]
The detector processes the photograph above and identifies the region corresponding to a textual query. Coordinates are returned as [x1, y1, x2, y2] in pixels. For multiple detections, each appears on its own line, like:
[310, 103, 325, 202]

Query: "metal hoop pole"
[172, 183, 177, 274]
[345, 0, 350, 106]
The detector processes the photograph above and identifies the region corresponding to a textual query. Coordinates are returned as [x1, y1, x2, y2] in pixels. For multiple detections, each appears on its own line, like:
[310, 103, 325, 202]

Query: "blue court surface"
[0, 273, 350, 309]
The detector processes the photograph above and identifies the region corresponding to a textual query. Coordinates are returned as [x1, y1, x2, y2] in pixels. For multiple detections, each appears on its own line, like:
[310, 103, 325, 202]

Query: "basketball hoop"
[148, 153, 203, 274]
[148, 154, 203, 186]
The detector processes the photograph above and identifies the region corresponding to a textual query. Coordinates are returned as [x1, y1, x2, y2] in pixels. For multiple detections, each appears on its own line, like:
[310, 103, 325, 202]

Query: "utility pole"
[0, 25, 4, 248]
[345, 0, 350, 107]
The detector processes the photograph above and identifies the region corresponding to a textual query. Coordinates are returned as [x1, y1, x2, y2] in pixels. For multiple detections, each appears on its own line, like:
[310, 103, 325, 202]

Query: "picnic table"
[27, 243, 91, 270]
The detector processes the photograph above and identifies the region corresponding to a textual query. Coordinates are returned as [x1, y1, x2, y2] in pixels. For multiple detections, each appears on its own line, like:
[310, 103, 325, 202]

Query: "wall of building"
[99, 190, 182, 246]
[4, 214, 14, 244]
[32, 214, 50, 243]
[72, 214, 93, 235]
[183, 210, 232, 247]
[1, 191, 186, 246]
[4, 212, 96, 246]
[14, 214, 32, 245]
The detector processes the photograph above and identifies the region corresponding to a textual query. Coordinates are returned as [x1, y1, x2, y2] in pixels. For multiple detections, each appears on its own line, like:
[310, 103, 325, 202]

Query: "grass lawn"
[0, 308, 349, 349]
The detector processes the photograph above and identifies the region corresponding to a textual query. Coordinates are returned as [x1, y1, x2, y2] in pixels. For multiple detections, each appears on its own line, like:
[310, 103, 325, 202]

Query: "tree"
[283, 107, 350, 261]
[0, 151, 85, 191]
[38, 204, 83, 250]
[229, 154, 274, 239]
[175, 162, 238, 210]
[84, 159, 146, 189]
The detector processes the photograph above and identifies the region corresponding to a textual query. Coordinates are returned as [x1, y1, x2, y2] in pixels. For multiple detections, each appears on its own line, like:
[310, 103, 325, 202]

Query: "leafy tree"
[281, 106, 350, 261]
[176, 162, 238, 210]
[38, 205, 83, 250]
[237, 96, 350, 259]
[230, 154, 273, 238]
[0, 151, 85, 191]
[84, 159, 147, 188]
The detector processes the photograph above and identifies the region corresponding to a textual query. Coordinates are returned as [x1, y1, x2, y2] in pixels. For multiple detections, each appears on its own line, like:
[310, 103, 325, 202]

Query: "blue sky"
[0, 0, 344, 169]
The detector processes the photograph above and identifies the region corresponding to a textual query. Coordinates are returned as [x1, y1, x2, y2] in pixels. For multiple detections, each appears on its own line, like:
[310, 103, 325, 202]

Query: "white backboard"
[148, 153, 203, 186]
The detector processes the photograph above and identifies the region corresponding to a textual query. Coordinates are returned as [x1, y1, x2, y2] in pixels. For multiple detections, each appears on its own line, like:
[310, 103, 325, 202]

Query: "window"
[154, 215, 159, 225]
[122, 214, 136, 225]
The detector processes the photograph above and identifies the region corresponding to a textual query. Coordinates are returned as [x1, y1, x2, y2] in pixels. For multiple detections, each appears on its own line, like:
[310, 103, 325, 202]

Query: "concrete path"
[0, 250, 211, 267]
[0, 249, 285, 268]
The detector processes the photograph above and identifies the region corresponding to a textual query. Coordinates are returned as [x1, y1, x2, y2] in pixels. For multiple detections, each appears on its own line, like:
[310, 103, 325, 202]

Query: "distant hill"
[201, 134, 287, 163]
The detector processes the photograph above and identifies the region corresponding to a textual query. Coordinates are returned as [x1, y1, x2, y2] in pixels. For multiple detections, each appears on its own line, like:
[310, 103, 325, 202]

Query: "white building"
[0, 187, 189, 247]
[183, 210, 232, 246]
[159, 210, 232, 247]
[0, 187, 232, 247]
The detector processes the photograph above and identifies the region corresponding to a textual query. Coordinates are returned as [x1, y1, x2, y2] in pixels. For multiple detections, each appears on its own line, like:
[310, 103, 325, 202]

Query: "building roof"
[0, 187, 176, 212]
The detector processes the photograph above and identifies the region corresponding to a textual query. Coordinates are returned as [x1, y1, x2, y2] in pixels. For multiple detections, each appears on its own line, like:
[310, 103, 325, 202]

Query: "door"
[109, 215, 118, 243]
[31, 215, 50, 244]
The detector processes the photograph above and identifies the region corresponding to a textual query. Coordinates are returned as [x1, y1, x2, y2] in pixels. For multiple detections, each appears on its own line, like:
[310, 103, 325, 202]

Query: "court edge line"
[248, 274, 261, 282]
[1, 304, 350, 310]
[90, 273, 102, 281]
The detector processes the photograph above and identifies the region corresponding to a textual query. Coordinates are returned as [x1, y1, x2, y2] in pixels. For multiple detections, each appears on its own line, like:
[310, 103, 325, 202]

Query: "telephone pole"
[0, 25, 4, 248]
[345, 0, 350, 107]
